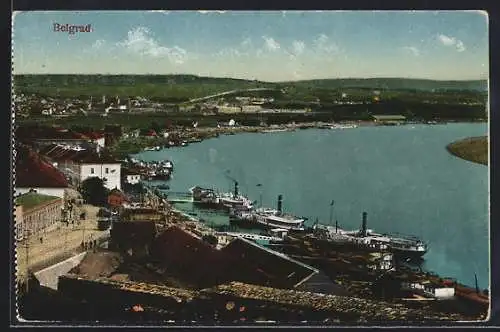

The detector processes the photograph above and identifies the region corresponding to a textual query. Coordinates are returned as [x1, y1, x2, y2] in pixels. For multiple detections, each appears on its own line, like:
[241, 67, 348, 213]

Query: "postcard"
[12, 10, 490, 326]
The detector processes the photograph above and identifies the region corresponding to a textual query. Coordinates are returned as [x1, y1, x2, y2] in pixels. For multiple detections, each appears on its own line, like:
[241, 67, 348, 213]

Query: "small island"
[446, 136, 488, 166]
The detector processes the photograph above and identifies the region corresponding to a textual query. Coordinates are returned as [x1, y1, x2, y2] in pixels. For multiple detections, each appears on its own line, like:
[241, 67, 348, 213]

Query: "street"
[16, 205, 110, 280]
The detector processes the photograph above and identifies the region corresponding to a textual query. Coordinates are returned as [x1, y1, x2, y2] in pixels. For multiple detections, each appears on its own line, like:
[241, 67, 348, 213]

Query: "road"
[186, 88, 279, 104]
[16, 205, 110, 281]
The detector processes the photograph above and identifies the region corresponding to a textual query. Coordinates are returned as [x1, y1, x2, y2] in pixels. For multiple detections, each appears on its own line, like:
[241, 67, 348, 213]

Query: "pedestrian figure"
[39, 237, 43, 244]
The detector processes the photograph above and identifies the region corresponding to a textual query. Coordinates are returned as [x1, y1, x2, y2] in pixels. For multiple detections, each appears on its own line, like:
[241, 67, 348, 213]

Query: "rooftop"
[17, 125, 104, 141]
[39, 144, 120, 164]
[16, 144, 69, 188]
[15, 192, 60, 210]
[372, 115, 407, 121]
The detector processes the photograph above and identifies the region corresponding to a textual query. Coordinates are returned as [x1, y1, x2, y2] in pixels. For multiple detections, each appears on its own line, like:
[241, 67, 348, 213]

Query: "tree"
[80, 177, 109, 206]
[150, 121, 162, 133]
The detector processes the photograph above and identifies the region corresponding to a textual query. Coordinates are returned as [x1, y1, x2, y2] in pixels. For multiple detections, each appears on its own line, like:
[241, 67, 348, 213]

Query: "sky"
[12, 10, 489, 81]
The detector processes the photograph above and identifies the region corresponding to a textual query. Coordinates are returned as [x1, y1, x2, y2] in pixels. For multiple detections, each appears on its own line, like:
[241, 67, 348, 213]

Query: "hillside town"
[14, 121, 489, 323]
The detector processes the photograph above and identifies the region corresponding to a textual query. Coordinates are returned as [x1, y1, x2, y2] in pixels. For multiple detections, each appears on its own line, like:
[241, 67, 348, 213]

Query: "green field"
[13, 74, 488, 104]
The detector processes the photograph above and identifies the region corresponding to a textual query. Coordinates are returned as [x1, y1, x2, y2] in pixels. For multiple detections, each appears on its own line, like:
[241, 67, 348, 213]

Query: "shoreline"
[115, 120, 485, 159]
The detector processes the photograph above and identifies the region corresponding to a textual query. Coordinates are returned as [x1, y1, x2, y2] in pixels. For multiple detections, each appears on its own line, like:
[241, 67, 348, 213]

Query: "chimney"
[234, 181, 239, 197]
[277, 195, 283, 214]
[361, 212, 368, 237]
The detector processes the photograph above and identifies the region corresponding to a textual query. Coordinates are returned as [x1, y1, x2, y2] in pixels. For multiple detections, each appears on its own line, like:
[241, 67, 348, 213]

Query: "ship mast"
[329, 200, 334, 225]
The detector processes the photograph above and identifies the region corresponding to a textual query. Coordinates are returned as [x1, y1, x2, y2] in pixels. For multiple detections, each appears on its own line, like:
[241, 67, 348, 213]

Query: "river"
[134, 123, 489, 289]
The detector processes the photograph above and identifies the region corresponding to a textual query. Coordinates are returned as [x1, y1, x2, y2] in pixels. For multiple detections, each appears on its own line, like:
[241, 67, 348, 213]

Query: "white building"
[41, 146, 122, 191]
[123, 169, 142, 185]
[401, 281, 455, 299]
[80, 161, 121, 191]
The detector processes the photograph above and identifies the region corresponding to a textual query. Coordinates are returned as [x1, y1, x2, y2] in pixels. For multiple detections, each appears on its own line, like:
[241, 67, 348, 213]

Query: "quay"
[14, 138, 489, 323]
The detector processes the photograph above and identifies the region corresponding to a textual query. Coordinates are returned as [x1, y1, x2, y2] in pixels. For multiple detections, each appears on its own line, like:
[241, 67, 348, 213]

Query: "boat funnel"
[277, 195, 283, 214]
[234, 181, 239, 197]
[475, 273, 480, 294]
[361, 212, 368, 237]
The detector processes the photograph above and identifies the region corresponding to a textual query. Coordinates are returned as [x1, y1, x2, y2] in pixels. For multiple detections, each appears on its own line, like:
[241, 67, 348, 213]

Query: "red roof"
[34, 127, 90, 140]
[81, 131, 105, 140]
[16, 144, 69, 188]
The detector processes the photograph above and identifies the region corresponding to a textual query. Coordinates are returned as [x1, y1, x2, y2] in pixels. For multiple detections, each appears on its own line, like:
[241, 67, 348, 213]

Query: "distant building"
[372, 114, 407, 126]
[122, 168, 142, 185]
[15, 191, 63, 238]
[143, 129, 158, 138]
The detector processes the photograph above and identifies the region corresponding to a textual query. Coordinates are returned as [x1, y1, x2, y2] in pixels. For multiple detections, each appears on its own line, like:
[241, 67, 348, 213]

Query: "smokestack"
[475, 273, 480, 294]
[234, 182, 239, 198]
[277, 195, 283, 214]
[361, 212, 367, 237]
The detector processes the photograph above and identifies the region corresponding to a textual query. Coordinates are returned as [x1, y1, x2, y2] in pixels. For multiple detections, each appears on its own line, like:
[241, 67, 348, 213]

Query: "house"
[76, 153, 122, 191]
[15, 144, 69, 198]
[143, 129, 158, 138]
[79, 131, 106, 151]
[31, 127, 103, 152]
[122, 168, 142, 185]
[15, 191, 64, 239]
[39, 145, 122, 191]
[107, 189, 130, 209]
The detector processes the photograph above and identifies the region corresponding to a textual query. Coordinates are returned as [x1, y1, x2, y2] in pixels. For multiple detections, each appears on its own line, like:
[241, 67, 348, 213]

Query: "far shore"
[446, 136, 488, 166]
[109, 120, 486, 160]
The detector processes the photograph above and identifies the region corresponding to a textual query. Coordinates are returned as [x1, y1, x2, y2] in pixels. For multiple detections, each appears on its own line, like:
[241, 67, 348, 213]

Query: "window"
[91, 167, 95, 174]
[105, 168, 109, 174]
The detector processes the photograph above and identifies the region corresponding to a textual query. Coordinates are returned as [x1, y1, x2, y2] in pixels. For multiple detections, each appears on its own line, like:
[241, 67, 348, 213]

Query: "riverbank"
[111, 120, 382, 159]
[446, 136, 488, 166]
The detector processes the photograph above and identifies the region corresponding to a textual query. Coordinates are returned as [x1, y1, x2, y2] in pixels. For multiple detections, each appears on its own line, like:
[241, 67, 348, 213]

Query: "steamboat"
[190, 182, 254, 211]
[311, 212, 428, 259]
[229, 195, 305, 231]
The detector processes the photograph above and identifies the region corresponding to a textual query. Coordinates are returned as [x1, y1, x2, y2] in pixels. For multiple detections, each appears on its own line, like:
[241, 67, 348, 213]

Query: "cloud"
[148, 10, 170, 14]
[198, 10, 226, 14]
[262, 36, 280, 52]
[117, 27, 188, 64]
[291, 40, 305, 56]
[313, 34, 340, 54]
[402, 46, 420, 56]
[241, 37, 252, 48]
[214, 48, 242, 58]
[213, 38, 254, 58]
[437, 34, 466, 52]
[92, 39, 106, 49]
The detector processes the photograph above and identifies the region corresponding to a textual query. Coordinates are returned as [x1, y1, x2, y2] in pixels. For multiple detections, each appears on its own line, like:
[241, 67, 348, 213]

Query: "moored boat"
[190, 182, 254, 211]
[229, 195, 305, 231]
[311, 212, 428, 259]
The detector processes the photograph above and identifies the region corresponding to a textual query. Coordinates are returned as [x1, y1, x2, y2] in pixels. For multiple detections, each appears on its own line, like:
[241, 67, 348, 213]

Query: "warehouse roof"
[372, 115, 407, 121]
